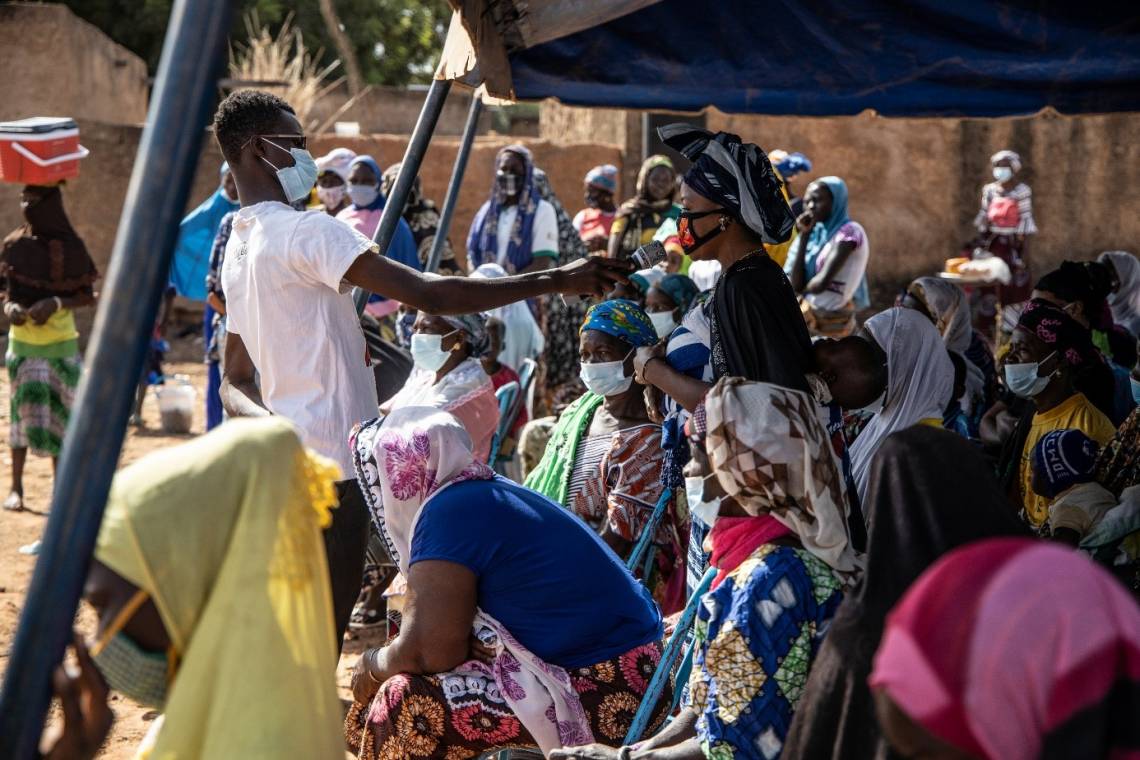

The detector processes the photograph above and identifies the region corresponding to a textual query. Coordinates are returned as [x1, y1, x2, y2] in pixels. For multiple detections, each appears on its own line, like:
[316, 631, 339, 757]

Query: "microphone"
[562, 241, 669, 305]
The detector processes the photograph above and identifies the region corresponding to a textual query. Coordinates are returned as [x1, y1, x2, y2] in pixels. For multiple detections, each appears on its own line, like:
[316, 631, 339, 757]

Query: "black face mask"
[678, 209, 728, 255]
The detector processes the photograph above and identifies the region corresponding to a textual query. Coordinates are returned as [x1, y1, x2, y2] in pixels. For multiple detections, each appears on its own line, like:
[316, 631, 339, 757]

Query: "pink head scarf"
[870, 538, 1140, 760]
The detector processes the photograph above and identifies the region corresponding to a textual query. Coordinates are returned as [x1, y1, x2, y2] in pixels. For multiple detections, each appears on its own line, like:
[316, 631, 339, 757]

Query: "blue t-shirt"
[410, 477, 663, 668]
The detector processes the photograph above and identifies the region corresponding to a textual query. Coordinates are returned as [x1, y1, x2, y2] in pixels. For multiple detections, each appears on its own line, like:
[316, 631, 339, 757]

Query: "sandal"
[3, 491, 23, 512]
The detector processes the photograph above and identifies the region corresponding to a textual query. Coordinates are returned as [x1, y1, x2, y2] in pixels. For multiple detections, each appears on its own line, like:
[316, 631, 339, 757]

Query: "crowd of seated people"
[32, 93, 1140, 760]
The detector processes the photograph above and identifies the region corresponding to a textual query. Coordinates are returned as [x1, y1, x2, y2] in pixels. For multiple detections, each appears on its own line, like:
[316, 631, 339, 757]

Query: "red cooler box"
[0, 117, 89, 186]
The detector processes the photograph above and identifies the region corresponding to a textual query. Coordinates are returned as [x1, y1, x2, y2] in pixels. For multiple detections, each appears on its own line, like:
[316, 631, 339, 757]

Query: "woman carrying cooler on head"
[573, 164, 619, 254]
[555, 379, 861, 760]
[608, 155, 681, 261]
[346, 407, 671, 759]
[2, 184, 97, 512]
[524, 299, 687, 614]
[467, 144, 560, 275]
[783, 426, 1026, 760]
[786, 176, 870, 339]
[870, 539, 1140, 760]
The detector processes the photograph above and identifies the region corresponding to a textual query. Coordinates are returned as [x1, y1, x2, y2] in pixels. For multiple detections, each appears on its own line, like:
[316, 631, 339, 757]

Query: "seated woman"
[1100, 250, 1140, 337]
[786, 176, 870, 338]
[902, 276, 995, 433]
[346, 408, 669, 760]
[845, 307, 955, 504]
[871, 539, 1140, 760]
[525, 299, 687, 614]
[555, 379, 861, 760]
[608, 155, 681, 261]
[782, 426, 1026, 760]
[384, 311, 500, 462]
[991, 300, 1116, 531]
[644, 273, 700, 340]
[40, 418, 345, 758]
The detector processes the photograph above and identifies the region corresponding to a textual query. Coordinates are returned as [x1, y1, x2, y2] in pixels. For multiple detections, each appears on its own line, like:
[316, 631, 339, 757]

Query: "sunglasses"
[242, 133, 308, 151]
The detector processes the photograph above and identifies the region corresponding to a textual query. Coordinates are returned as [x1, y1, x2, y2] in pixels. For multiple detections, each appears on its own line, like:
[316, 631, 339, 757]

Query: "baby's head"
[1031, 429, 1100, 500]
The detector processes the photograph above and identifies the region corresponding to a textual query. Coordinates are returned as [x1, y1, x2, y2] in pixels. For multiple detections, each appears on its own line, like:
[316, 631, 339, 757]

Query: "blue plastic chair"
[623, 566, 716, 745]
[624, 487, 672, 579]
[487, 381, 519, 464]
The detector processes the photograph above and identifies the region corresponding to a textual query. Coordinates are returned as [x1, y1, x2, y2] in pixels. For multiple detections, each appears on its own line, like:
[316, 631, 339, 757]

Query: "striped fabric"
[7, 354, 81, 456]
[976, 181, 1038, 236]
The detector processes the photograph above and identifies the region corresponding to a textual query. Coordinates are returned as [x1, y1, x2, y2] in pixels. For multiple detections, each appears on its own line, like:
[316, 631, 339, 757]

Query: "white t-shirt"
[496, 200, 559, 267]
[222, 201, 378, 475]
[805, 221, 870, 312]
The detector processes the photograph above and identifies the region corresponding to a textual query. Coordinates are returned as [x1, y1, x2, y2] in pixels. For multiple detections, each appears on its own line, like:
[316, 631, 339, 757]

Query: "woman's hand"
[28, 298, 60, 325]
[795, 211, 815, 235]
[41, 637, 113, 760]
[467, 633, 496, 665]
[550, 744, 624, 760]
[350, 649, 382, 705]
[634, 344, 666, 386]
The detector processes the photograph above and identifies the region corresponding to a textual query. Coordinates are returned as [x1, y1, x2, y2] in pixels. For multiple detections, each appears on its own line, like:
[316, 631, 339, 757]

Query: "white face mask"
[649, 311, 678, 339]
[580, 350, 634, 397]
[348, 183, 380, 208]
[685, 475, 722, 529]
[993, 166, 1013, 182]
[317, 185, 346, 209]
[410, 331, 457, 373]
[1004, 360, 1055, 398]
[258, 139, 318, 204]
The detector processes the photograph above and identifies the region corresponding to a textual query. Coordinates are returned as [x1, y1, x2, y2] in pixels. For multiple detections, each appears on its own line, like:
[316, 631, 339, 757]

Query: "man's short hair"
[213, 90, 295, 162]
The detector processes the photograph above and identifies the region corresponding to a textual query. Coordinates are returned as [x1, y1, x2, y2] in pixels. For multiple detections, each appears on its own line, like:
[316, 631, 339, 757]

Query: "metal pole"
[354, 78, 453, 313]
[425, 92, 482, 274]
[0, 1, 232, 755]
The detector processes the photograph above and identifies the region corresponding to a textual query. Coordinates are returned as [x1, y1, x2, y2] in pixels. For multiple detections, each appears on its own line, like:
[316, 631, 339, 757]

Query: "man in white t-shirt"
[212, 91, 628, 642]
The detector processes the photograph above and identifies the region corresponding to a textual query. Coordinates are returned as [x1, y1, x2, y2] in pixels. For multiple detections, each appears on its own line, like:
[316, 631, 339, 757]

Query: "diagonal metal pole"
[424, 91, 482, 274]
[0, 1, 232, 755]
[354, 78, 452, 313]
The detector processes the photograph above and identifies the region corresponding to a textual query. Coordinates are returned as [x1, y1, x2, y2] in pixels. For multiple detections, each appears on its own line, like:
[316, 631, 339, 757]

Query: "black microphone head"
[630, 240, 667, 270]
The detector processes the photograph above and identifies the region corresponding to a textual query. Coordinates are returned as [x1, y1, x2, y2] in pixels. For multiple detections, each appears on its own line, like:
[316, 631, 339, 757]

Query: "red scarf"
[707, 515, 792, 588]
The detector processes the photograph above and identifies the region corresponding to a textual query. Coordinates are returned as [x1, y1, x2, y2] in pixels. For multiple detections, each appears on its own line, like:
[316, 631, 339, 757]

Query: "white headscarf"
[315, 147, 357, 182]
[849, 308, 955, 503]
[990, 149, 1022, 173]
[1100, 251, 1140, 337]
[470, 263, 545, 372]
[908, 277, 985, 413]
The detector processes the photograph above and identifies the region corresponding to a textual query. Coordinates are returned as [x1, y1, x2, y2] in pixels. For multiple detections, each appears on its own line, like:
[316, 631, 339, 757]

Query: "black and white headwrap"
[659, 124, 795, 245]
[440, 313, 490, 357]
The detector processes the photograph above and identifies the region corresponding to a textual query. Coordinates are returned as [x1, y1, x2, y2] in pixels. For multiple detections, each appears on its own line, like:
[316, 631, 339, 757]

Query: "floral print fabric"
[346, 641, 671, 760]
[688, 544, 843, 760]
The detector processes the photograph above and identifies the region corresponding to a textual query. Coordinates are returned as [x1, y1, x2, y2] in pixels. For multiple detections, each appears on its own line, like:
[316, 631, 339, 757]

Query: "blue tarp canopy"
[440, 0, 1140, 117]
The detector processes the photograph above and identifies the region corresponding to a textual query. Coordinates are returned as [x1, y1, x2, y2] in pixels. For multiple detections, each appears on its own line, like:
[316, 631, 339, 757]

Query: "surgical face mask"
[993, 166, 1013, 182]
[580, 350, 634, 397]
[317, 185, 346, 209]
[347, 183, 380, 208]
[497, 171, 520, 197]
[1130, 376, 1140, 405]
[259, 138, 318, 204]
[686, 475, 722, 529]
[411, 330, 458, 373]
[649, 311, 678, 339]
[1004, 357, 1057, 398]
[90, 589, 172, 709]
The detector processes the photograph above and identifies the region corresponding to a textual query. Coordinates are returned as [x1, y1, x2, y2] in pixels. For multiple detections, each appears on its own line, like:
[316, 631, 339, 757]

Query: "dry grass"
[228, 11, 345, 131]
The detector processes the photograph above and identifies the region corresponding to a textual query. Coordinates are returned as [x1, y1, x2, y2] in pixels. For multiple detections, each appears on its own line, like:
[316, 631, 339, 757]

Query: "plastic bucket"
[155, 377, 195, 434]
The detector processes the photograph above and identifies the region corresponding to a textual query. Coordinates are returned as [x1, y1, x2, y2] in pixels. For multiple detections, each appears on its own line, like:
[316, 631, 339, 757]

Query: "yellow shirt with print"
[1019, 393, 1116, 528]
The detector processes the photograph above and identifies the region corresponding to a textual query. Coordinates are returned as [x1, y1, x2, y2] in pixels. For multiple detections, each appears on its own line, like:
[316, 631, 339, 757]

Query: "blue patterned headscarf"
[804, 176, 869, 309]
[580, 299, 658, 348]
[466, 145, 542, 274]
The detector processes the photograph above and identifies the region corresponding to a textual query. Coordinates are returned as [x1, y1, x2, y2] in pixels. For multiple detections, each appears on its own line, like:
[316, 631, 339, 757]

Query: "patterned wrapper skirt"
[346, 641, 671, 760]
[6, 353, 81, 457]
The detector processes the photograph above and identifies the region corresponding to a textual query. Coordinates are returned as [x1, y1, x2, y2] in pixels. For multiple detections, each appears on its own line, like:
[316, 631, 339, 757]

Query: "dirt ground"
[0, 339, 379, 757]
